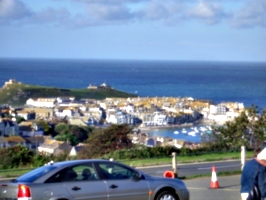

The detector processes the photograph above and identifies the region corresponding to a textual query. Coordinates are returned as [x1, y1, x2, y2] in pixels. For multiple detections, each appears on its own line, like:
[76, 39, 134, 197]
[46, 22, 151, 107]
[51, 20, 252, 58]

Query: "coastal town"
[0, 79, 245, 156]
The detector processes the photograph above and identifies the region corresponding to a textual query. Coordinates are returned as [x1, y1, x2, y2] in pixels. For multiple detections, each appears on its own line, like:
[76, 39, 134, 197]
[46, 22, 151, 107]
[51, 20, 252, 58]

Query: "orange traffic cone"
[210, 166, 219, 189]
[163, 170, 175, 178]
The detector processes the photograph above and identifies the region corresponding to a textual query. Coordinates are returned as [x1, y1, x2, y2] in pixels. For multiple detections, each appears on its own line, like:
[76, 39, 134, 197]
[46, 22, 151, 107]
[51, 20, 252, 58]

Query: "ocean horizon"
[1, 58, 265, 108]
[1, 58, 266, 143]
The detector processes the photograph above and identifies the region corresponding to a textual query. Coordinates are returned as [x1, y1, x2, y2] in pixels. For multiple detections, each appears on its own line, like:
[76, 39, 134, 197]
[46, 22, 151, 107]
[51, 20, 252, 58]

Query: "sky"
[0, 0, 266, 62]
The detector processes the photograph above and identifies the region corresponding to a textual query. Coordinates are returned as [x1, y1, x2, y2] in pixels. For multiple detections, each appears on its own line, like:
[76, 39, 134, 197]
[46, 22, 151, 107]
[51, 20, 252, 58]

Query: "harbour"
[137, 122, 214, 146]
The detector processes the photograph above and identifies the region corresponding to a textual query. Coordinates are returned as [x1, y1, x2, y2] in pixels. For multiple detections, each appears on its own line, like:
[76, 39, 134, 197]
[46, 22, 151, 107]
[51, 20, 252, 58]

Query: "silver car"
[0, 159, 189, 200]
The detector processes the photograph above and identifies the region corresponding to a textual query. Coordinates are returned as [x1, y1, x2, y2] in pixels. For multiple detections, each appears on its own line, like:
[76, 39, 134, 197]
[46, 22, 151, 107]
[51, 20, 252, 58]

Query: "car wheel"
[155, 191, 179, 200]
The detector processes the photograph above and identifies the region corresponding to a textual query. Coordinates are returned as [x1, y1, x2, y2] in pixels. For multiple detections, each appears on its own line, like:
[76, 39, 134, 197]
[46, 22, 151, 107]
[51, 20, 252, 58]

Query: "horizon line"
[0, 57, 265, 63]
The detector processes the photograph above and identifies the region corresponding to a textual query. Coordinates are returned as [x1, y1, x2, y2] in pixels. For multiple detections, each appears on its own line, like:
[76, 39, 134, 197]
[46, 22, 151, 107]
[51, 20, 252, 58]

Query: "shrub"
[0, 145, 34, 169]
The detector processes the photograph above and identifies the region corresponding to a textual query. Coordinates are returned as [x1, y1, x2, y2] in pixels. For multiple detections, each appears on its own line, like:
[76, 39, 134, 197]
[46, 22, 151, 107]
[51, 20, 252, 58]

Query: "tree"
[54, 133, 69, 142]
[69, 125, 89, 142]
[205, 105, 266, 150]
[16, 116, 26, 124]
[79, 124, 133, 159]
[54, 124, 90, 146]
[54, 123, 69, 134]
[36, 119, 52, 135]
[206, 112, 249, 150]
[54, 131, 80, 146]
[0, 145, 34, 169]
[246, 105, 266, 149]
[68, 133, 80, 146]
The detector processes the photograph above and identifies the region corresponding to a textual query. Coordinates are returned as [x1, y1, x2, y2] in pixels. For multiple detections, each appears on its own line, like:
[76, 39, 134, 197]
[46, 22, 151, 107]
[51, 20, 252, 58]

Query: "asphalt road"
[184, 175, 241, 200]
[137, 160, 242, 178]
[137, 160, 243, 200]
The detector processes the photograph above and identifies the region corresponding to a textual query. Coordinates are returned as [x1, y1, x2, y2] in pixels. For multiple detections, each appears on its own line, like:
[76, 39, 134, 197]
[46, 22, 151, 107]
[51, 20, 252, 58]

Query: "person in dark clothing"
[240, 148, 266, 200]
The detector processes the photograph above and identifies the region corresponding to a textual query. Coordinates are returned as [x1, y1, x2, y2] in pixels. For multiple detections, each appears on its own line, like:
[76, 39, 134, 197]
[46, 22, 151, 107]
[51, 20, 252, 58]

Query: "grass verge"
[0, 151, 253, 178]
[122, 151, 254, 167]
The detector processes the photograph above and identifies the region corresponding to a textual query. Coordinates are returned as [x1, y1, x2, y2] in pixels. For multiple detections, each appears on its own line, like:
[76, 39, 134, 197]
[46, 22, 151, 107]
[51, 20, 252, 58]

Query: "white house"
[38, 139, 72, 155]
[55, 107, 75, 117]
[226, 110, 240, 119]
[56, 97, 75, 103]
[208, 114, 228, 123]
[106, 114, 117, 124]
[121, 104, 135, 113]
[16, 110, 36, 120]
[61, 108, 75, 117]
[99, 102, 107, 110]
[26, 98, 57, 108]
[153, 112, 167, 126]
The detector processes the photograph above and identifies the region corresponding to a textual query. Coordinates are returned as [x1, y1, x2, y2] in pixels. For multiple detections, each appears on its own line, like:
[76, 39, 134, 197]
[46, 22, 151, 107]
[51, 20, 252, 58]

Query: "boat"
[188, 131, 196, 136]
[174, 131, 179, 134]
[182, 128, 187, 134]
[200, 126, 207, 131]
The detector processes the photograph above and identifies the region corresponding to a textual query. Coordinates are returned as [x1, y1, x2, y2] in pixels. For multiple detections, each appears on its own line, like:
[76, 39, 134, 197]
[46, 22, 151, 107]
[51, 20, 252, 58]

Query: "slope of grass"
[0, 82, 137, 106]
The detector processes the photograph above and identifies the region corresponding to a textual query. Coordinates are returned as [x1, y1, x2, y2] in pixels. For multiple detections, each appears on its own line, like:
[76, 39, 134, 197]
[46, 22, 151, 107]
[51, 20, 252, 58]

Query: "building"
[38, 139, 72, 156]
[26, 98, 57, 108]
[0, 118, 19, 136]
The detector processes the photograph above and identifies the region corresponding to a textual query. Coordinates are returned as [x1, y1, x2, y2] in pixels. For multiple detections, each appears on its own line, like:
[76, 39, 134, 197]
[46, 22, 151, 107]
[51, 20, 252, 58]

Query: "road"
[137, 161, 242, 200]
[137, 160, 242, 178]
[184, 175, 241, 200]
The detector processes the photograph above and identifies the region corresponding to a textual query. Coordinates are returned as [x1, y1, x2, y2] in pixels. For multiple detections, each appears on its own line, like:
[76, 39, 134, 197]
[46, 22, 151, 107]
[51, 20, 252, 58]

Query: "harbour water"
[141, 124, 213, 144]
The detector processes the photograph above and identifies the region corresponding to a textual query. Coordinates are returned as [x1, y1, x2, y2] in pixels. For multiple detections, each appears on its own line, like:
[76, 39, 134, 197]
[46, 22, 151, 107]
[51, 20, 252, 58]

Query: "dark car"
[0, 159, 189, 200]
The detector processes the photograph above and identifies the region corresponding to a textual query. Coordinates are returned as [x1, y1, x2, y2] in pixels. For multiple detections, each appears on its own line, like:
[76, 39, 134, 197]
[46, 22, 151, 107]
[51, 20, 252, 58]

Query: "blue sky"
[0, 0, 265, 62]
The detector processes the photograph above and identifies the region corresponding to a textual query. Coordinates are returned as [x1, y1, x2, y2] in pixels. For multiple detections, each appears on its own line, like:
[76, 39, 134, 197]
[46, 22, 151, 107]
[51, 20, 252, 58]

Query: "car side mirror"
[132, 171, 142, 181]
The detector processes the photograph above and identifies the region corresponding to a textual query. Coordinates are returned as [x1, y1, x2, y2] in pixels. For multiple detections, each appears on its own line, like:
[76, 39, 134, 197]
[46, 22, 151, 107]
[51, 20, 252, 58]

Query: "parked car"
[0, 159, 189, 200]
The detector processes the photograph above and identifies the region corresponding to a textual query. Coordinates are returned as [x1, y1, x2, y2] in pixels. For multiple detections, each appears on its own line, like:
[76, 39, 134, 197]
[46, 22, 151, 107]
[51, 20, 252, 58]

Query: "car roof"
[49, 159, 118, 167]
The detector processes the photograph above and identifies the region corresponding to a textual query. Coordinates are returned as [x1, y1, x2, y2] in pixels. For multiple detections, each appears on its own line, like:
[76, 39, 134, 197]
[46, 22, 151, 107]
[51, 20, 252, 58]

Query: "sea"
[1, 58, 266, 143]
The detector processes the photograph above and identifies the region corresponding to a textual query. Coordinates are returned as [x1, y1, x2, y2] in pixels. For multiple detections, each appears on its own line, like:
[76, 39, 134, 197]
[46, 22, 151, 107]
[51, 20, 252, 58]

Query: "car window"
[45, 164, 99, 183]
[17, 165, 57, 182]
[72, 164, 99, 181]
[98, 162, 136, 180]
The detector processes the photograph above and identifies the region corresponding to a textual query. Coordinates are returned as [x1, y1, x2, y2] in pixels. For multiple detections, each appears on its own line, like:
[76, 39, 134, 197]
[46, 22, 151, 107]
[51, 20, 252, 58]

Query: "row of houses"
[1, 96, 245, 135]
[26, 96, 244, 122]
[0, 96, 246, 156]
[0, 113, 85, 156]
[0, 135, 83, 157]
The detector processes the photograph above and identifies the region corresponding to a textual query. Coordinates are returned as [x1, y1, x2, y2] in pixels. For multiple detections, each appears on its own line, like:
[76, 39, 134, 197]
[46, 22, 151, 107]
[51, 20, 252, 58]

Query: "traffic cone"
[163, 170, 175, 178]
[210, 166, 219, 189]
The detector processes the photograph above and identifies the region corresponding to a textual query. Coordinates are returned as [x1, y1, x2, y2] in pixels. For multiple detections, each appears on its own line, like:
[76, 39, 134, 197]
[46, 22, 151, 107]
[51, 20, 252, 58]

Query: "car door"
[63, 180, 108, 200]
[46, 164, 108, 200]
[97, 162, 150, 200]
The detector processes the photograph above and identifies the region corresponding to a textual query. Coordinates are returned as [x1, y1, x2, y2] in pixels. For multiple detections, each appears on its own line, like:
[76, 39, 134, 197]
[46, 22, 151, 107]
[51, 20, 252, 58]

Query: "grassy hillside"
[0, 82, 138, 106]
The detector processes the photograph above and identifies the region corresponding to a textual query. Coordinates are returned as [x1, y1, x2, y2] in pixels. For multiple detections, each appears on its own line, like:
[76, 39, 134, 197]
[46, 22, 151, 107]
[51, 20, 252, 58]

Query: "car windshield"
[16, 165, 57, 182]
